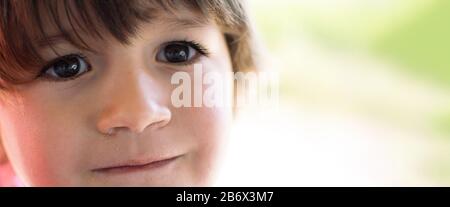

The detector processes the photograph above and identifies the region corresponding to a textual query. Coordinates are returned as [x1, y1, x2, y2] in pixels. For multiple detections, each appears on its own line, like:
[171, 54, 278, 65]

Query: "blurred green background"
[252, 0, 450, 86]
[240, 0, 450, 185]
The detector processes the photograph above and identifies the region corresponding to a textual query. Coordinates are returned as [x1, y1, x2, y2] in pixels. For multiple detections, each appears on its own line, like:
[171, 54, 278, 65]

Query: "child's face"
[0, 8, 233, 186]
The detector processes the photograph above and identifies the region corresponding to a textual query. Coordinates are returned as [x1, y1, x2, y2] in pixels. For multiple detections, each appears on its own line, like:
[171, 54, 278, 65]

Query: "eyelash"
[38, 53, 92, 82]
[159, 40, 210, 66]
[37, 40, 210, 82]
[182, 40, 210, 56]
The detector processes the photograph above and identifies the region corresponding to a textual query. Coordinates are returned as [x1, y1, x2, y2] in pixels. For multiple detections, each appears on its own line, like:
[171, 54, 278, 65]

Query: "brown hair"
[0, 0, 256, 89]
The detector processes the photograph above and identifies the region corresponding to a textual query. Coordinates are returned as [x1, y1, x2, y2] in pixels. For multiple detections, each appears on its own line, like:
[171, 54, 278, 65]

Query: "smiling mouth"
[92, 155, 183, 174]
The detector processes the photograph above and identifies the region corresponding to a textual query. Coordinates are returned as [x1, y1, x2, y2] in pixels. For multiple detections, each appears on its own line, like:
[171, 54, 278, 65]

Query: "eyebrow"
[35, 17, 209, 48]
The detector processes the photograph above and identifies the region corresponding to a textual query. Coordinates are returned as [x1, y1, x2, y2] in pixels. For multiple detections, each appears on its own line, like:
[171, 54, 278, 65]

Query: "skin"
[0, 8, 233, 186]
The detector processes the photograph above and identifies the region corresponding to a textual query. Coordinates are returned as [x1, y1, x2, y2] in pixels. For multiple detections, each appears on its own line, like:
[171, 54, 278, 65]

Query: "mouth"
[92, 155, 183, 174]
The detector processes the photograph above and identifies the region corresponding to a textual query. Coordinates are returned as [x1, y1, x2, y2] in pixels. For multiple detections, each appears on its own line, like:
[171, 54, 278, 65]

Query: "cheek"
[174, 106, 232, 186]
[0, 96, 86, 186]
[170, 65, 234, 185]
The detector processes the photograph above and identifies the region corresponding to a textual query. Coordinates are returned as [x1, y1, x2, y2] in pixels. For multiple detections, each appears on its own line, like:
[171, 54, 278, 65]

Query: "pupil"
[164, 44, 189, 63]
[54, 57, 80, 78]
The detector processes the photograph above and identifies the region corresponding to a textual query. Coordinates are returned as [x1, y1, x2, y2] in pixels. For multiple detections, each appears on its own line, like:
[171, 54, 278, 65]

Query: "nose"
[96, 70, 171, 136]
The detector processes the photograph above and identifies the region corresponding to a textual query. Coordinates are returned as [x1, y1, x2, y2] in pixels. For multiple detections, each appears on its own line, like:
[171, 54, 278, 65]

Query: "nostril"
[133, 119, 168, 134]
[101, 127, 125, 137]
[96, 98, 172, 136]
[148, 119, 169, 129]
[105, 128, 116, 136]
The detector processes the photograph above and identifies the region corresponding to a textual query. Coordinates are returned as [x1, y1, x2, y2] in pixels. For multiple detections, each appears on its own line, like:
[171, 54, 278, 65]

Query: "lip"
[92, 155, 183, 174]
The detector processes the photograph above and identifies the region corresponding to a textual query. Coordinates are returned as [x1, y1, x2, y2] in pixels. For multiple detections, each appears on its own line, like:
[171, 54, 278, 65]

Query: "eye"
[40, 54, 91, 81]
[156, 41, 209, 64]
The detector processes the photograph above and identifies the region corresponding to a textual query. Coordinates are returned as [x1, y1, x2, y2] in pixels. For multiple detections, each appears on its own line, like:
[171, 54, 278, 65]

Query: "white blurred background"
[216, 0, 450, 186]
